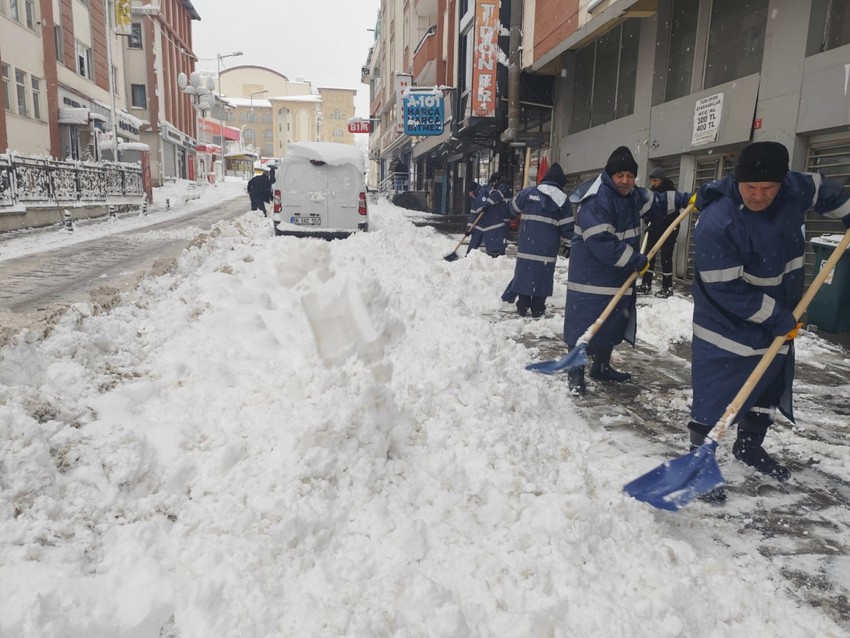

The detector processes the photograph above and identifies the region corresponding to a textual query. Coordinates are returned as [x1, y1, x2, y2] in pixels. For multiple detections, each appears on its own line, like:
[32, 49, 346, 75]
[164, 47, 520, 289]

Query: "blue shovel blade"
[525, 344, 589, 375]
[623, 440, 725, 512]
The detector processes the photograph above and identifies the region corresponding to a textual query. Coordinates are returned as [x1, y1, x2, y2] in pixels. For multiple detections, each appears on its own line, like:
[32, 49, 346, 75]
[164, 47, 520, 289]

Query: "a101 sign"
[403, 91, 444, 136]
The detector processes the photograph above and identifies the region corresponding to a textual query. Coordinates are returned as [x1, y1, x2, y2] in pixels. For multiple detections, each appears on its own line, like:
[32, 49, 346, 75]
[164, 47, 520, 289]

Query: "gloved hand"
[559, 240, 571, 258]
[688, 192, 698, 209]
[637, 255, 650, 276]
[785, 322, 804, 341]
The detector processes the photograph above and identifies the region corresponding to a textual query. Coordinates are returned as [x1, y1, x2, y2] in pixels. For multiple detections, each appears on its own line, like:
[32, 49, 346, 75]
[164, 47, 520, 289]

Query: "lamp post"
[216, 51, 243, 182]
[104, 0, 120, 161]
[177, 70, 215, 181]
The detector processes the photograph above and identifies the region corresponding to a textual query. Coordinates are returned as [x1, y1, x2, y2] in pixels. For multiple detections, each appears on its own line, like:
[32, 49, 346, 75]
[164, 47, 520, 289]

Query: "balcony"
[412, 26, 438, 86]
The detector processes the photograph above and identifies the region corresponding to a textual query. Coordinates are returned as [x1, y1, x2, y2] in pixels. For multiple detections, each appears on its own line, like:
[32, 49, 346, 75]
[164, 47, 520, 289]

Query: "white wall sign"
[692, 92, 723, 146]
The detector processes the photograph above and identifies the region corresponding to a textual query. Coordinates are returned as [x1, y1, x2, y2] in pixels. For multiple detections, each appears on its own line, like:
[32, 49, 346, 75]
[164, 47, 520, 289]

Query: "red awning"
[199, 118, 241, 141]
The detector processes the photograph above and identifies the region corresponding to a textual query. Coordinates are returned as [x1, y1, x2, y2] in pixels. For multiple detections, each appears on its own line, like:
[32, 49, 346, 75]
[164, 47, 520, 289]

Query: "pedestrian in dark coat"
[689, 141, 850, 494]
[501, 162, 574, 317]
[247, 165, 276, 216]
[637, 167, 691, 297]
[466, 179, 488, 251]
[468, 172, 513, 256]
[563, 146, 651, 395]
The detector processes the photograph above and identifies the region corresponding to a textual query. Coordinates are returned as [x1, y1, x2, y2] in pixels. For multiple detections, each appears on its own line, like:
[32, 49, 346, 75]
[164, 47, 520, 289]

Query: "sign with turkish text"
[403, 90, 444, 136]
[348, 118, 372, 134]
[692, 92, 723, 146]
[471, 0, 499, 118]
[396, 73, 413, 133]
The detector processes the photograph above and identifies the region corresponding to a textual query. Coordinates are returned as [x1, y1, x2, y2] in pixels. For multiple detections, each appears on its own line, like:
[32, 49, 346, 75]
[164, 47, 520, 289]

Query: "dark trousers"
[643, 223, 677, 287]
[250, 196, 268, 215]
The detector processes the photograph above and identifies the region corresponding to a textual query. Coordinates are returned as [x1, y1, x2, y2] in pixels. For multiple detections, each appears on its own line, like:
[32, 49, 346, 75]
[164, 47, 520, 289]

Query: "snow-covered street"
[1, 187, 849, 637]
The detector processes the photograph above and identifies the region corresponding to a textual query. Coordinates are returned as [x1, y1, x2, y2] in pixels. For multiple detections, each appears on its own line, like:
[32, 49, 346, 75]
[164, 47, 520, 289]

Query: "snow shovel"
[624, 226, 850, 512]
[526, 204, 695, 374]
[444, 208, 486, 262]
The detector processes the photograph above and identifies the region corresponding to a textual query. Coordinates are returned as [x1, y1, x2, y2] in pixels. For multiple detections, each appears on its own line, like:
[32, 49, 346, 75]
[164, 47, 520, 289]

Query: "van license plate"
[292, 216, 321, 226]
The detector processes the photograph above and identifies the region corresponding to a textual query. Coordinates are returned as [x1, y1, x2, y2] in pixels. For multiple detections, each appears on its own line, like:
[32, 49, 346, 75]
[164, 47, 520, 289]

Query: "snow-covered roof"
[272, 95, 322, 103]
[287, 142, 364, 169]
[225, 97, 272, 108]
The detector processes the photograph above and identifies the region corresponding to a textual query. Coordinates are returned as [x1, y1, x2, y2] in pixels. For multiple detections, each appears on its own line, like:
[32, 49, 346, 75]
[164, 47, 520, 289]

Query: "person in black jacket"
[247, 165, 276, 216]
[636, 167, 691, 297]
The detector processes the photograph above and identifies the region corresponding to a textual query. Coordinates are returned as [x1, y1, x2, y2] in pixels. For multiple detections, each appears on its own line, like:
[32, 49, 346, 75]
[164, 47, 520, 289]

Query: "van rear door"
[281, 158, 328, 228]
[324, 162, 363, 230]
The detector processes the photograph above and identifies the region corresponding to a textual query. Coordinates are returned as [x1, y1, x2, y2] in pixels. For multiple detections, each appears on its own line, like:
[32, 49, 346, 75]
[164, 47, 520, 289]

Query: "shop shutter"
[804, 140, 850, 284]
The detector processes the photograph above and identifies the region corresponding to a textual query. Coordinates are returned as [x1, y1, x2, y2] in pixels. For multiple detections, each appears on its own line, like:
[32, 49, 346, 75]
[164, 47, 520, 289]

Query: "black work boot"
[636, 273, 652, 295]
[654, 274, 673, 298]
[567, 367, 586, 396]
[516, 296, 530, 317]
[732, 431, 791, 481]
[688, 421, 727, 503]
[589, 347, 631, 382]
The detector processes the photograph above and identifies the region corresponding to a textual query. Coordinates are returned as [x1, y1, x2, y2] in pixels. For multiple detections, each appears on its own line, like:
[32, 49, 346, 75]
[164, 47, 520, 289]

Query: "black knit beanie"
[735, 141, 789, 183]
[605, 146, 638, 176]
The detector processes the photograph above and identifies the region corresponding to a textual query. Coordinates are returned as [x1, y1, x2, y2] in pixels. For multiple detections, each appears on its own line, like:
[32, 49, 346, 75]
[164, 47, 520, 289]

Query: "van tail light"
[273, 189, 281, 213]
[358, 192, 367, 216]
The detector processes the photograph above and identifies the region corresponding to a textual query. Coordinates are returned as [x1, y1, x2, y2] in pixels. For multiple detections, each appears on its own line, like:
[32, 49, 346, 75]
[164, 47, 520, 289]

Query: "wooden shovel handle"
[450, 208, 487, 253]
[578, 204, 696, 345]
[710, 227, 850, 441]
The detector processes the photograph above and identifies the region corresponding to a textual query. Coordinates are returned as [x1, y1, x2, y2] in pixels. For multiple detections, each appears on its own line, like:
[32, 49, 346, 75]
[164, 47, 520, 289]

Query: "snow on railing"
[0, 154, 144, 209]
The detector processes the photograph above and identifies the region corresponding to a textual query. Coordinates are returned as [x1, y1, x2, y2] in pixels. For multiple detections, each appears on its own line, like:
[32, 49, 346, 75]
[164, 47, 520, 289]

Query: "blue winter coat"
[563, 172, 651, 348]
[505, 180, 574, 298]
[467, 186, 487, 250]
[691, 171, 850, 425]
[471, 182, 513, 255]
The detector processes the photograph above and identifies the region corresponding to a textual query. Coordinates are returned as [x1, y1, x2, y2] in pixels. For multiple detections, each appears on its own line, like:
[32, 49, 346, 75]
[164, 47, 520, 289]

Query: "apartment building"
[219, 66, 357, 160]
[366, 0, 849, 283]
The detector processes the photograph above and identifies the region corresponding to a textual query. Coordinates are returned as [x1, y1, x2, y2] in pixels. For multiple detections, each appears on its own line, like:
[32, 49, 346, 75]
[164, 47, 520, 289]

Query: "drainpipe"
[500, 0, 522, 145]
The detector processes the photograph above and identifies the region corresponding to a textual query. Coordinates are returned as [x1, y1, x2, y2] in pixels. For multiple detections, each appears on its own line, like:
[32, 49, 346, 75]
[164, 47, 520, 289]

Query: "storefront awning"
[58, 107, 90, 125]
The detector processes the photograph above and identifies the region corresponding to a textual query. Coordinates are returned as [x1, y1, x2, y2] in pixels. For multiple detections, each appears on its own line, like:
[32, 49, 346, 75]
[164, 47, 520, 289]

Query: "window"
[2, 64, 10, 111]
[31, 76, 40, 119]
[9, 0, 19, 21]
[15, 69, 27, 117]
[703, 0, 768, 89]
[807, 0, 850, 55]
[332, 127, 344, 137]
[665, 0, 700, 101]
[570, 20, 640, 133]
[76, 41, 93, 79]
[54, 25, 64, 63]
[131, 84, 147, 108]
[129, 23, 143, 48]
[24, 0, 34, 28]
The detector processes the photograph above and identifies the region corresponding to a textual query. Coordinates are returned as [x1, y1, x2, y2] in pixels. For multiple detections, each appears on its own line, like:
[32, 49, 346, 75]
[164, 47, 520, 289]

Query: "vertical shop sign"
[395, 73, 413, 133]
[114, 0, 132, 35]
[471, 0, 499, 118]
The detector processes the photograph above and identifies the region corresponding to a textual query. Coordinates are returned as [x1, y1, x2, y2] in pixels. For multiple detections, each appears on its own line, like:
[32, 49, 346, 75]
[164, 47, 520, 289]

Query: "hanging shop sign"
[403, 90, 445, 136]
[471, 0, 499, 118]
[692, 92, 724, 146]
[347, 118, 372, 134]
[115, 0, 132, 35]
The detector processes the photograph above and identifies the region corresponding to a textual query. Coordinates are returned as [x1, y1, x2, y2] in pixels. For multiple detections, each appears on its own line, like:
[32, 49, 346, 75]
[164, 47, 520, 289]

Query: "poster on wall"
[114, 0, 132, 35]
[471, 0, 499, 118]
[692, 92, 723, 146]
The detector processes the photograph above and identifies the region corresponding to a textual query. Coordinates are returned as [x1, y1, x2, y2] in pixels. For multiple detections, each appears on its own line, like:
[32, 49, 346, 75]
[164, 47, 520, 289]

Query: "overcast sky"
[191, 0, 381, 118]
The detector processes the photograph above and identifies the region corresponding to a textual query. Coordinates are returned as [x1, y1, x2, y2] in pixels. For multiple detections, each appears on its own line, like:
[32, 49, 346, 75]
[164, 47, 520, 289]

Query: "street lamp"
[177, 70, 215, 181]
[216, 51, 243, 182]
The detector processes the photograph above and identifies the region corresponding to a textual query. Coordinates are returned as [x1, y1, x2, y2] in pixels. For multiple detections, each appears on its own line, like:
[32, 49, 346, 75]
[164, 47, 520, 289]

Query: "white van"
[272, 142, 368, 239]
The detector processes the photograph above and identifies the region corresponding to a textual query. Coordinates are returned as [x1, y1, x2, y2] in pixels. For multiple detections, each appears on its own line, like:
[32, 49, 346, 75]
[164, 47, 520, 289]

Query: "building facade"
[1, 0, 201, 187]
[366, 0, 850, 287]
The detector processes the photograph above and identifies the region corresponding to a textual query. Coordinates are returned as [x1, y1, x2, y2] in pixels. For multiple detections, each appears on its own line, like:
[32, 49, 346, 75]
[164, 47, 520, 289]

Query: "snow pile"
[0, 197, 844, 636]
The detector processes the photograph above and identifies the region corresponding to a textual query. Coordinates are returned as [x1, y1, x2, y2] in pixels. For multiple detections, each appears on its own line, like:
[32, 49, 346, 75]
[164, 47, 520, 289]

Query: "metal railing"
[0, 155, 144, 209]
